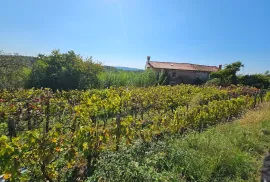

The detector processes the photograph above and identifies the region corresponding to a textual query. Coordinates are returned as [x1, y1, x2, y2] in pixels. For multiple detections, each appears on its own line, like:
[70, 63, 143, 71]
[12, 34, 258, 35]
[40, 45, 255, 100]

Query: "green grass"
[87, 103, 270, 182]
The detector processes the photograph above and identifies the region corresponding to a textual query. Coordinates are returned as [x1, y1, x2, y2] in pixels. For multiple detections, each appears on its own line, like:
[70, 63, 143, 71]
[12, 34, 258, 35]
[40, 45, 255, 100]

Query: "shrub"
[238, 74, 270, 89]
[87, 140, 178, 182]
[205, 78, 222, 86]
[26, 50, 102, 90]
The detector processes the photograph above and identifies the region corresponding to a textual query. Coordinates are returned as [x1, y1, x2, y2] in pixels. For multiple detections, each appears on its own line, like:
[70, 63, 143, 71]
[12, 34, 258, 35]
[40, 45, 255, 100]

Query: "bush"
[27, 50, 102, 90]
[87, 140, 181, 182]
[205, 78, 222, 86]
[238, 74, 270, 89]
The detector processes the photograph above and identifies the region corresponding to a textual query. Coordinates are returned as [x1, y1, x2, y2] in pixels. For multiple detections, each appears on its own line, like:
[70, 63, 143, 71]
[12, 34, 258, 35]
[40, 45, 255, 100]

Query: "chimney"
[218, 65, 222, 70]
[147, 56, 151, 63]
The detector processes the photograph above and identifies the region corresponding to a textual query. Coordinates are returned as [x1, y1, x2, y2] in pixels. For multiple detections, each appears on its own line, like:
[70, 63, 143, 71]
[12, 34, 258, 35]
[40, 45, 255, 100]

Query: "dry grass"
[238, 102, 270, 126]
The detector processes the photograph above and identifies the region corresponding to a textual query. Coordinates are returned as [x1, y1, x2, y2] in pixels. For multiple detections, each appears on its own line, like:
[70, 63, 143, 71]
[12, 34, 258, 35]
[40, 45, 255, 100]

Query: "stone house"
[145, 56, 221, 85]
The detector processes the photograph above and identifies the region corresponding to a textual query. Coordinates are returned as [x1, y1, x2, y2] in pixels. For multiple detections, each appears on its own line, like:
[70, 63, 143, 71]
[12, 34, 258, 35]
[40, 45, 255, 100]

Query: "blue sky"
[1, 0, 270, 73]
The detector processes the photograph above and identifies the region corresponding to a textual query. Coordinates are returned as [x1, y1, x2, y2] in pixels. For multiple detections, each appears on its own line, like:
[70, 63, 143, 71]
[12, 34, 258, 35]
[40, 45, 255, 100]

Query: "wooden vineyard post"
[116, 113, 121, 151]
[26, 102, 32, 131]
[8, 118, 16, 140]
[72, 100, 77, 132]
[259, 90, 264, 103]
[45, 97, 50, 133]
[253, 93, 257, 109]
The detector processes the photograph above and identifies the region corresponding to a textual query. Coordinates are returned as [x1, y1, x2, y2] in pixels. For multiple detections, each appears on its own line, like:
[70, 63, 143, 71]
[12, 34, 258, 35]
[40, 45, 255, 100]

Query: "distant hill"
[114, 66, 142, 71]
[103, 65, 142, 71]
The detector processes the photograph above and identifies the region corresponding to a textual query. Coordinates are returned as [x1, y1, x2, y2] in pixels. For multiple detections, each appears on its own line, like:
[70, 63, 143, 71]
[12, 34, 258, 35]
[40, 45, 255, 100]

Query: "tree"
[0, 50, 33, 89]
[239, 74, 270, 89]
[27, 50, 102, 90]
[209, 61, 244, 86]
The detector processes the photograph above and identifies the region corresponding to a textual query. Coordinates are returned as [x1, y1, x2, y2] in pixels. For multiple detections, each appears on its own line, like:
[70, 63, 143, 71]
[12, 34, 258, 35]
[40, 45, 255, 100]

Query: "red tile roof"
[146, 61, 219, 72]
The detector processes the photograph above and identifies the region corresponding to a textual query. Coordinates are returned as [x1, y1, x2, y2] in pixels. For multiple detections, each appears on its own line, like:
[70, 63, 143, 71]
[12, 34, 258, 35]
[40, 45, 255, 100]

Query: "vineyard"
[0, 85, 268, 181]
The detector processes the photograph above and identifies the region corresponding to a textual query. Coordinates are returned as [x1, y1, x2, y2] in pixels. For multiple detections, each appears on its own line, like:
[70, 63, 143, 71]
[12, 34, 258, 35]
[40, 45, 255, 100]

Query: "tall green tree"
[209, 61, 244, 86]
[27, 50, 102, 90]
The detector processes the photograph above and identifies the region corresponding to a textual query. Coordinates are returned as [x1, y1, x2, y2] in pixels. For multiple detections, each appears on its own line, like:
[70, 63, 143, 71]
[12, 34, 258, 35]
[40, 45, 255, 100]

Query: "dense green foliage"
[208, 61, 270, 89]
[26, 50, 103, 90]
[209, 61, 244, 86]
[98, 68, 167, 88]
[0, 51, 33, 89]
[1, 50, 164, 90]
[98, 69, 156, 88]
[238, 74, 270, 89]
[0, 85, 265, 181]
[1, 50, 270, 90]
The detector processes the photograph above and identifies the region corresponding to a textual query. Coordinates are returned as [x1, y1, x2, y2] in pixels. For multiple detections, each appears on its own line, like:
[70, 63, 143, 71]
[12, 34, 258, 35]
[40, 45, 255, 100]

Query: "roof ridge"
[149, 60, 218, 68]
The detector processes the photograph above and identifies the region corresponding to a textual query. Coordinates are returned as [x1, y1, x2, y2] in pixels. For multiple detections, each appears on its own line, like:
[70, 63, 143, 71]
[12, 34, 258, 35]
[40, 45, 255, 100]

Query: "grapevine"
[0, 85, 266, 181]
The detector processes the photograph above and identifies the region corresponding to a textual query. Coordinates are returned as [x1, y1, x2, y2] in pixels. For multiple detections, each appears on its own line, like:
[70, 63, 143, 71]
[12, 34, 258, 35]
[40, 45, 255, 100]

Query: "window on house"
[171, 72, 176, 78]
